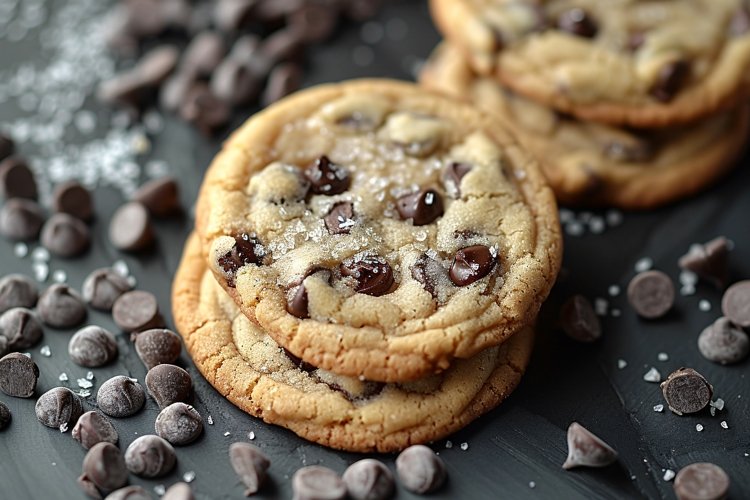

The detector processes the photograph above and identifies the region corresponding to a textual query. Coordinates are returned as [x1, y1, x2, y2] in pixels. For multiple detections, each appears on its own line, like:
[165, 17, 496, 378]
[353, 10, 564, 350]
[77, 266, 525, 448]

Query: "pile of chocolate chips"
[98, 0, 384, 134]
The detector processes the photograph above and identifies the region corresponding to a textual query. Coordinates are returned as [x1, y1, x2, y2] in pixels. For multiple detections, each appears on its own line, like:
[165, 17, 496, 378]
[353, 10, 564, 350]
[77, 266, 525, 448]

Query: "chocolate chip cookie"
[195, 79, 560, 382]
[172, 233, 534, 452]
[430, 0, 750, 127]
[421, 44, 750, 209]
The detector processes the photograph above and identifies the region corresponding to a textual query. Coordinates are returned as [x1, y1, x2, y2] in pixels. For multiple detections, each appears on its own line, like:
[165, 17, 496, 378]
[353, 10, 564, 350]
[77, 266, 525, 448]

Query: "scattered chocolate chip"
[131, 177, 181, 217]
[0, 134, 14, 163]
[562, 422, 617, 469]
[449, 245, 496, 286]
[442, 162, 472, 198]
[229, 442, 271, 496]
[0, 307, 43, 350]
[289, 4, 339, 42]
[68, 326, 119, 368]
[52, 181, 93, 222]
[125, 434, 177, 478]
[678, 237, 730, 289]
[218, 233, 265, 282]
[132, 328, 181, 369]
[145, 364, 193, 409]
[324, 201, 355, 235]
[213, 0, 256, 32]
[341, 255, 394, 296]
[293, 466, 347, 500]
[0, 352, 39, 398]
[650, 60, 690, 102]
[37, 284, 87, 328]
[721, 280, 750, 328]
[40, 213, 91, 258]
[211, 58, 262, 106]
[82, 268, 133, 311]
[163, 482, 194, 500]
[627, 270, 674, 319]
[557, 8, 598, 38]
[396, 445, 446, 494]
[97, 72, 152, 110]
[342, 459, 394, 500]
[0, 400, 10, 430]
[560, 295, 601, 342]
[0, 274, 38, 313]
[698, 316, 750, 365]
[660, 368, 713, 415]
[0, 198, 45, 241]
[260, 28, 303, 66]
[137, 45, 181, 86]
[79, 442, 129, 497]
[97, 375, 146, 418]
[109, 202, 154, 252]
[396, 188, 444, 226]
[112, 290, 164, 333]
[104, 485, 151, 500]
[179, 83, 231, 135]
[160, 73, 196, 112]
[0, 156, 37, 201]
[305, 156, 350, 195]
[72, 411, 119, 449]
[411, 254, 443, 296]
[674, 462, 730, 500]
[35, 387, 83, 429]
[182, 31, 226, 78]
[261, 62, 302, 107]
[155, 402, 203, 446]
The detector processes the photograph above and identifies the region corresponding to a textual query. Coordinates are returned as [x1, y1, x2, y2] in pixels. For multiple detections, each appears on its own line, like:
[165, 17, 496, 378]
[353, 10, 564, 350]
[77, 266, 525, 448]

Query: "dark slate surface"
[1, 1, 749, 499]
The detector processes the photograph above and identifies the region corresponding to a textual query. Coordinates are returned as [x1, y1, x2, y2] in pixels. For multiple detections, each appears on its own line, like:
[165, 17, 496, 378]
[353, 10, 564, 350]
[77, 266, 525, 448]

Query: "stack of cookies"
[172, 80, 562, 452]
[422, 0, 750, 209]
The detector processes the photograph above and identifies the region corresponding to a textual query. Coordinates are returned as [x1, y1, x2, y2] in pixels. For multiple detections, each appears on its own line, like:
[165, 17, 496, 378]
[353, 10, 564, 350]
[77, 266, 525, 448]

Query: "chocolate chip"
[0, 307, 43, 350]
[396, 188, 444, 226]
[97, 72, 152, 110]
[227, 34, 265, 73]
[229, 442, 271, 496]
[342, 459, 394, 500]
[289, 4, 339, 43]
[0, 400, 10, 430]
[283, 347, 316, 372]
[261, 62, 302, 107]
[160, 73, 196, 112]
[163, 482, 194, 500]
[109, 202, 154, 252]
[0, 134, 14, 163]
[560, 295, 601, 342]
[211, 57, 262, 106]
[411, 254, 443, 296]
[340, 255, 394, 296]
[213, 0, 256, 32]
[602, 137, 653, 163]
[698, 317, 750, 365]
[260, 28, 303, 66]
[155, 402, 203, 446]
[627, 270, 674, 319]
[293, 466, 347, 500]
[442, 162, 472, 198]
[79, 442, 129, 497]
[182, 31, 226, 78]
[218, 233, 265, 284]
[97, 375, 146, 418]
[721, 280, 750, 328]
[112, 290, 164, 333]
[104, 485, 151, 500]
[0, 156, 37, 201]
[52, 181, 93, 222]
[0, 352, 39, 398]
[179, 83, 231, 135]
[305, 156, 350, 195]
[678, 237, 730, 289]
[137, 45, 181, 87]
[674, 462, 730, 500]
[660, 368, 713, 415]
[133, 328, 182, 369]
[40, 213, 91, 258]
[37, 284, 87, 329]
[324, 201, 355, 235]
[0, 198, 45, 241]
[0, 274, 38, 313]
[125, 434, 176, 478]
[650, 60, 690, 102]
[72, 411, 119, 450]
[396, 445, 446, 494]
[449, 245, 497, 286]
[35, 387, 83, 429]
[562, 422, 617, 469]
[131, 177, 180, 218]
[288, 282, 310, 319]
[557, 8, 598, 38]
[68, 326, 119, 368]
[82, 268, 133, 311]
[145, 364, 193, 409]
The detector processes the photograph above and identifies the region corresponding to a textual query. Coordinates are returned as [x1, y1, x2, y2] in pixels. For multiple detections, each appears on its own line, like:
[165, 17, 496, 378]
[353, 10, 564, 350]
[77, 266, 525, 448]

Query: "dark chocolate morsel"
[218, 233, 265, 285]
[293, 466, 347, 500]
[109, 202, 154, 252]
[678, 236, 730, 289]
[0, 274, 38, 314]
[396, 188, 444, 226]
[411, 253, 443, 296]
[104, 485, 151, 500]
[560, 295, 601, 342]
[0, 307, 43, 350]
[133, 328, 182, 369]
[68, 326, 119, 368]
[442, 161, 472, 198]
[179, 83, 231, 135]
[72, 411, 119, 449]
[0, 400, 11, 430]
[79, 442, 128, 495]
[557, 8, 598, 38]
[0, 133, 14, 163]
[722, 280, 750, 327]
[449, 245, 497, 286]
[673, 463, 730, 500]
[97, 375, 146, 418]
[0, 352, 39, 398]
[181, 31, 226, 78]
[562, 422, 617, 469]
[112, 290, 164, 333]
[40, 213, 91, 258]
[52, 181, 93, 222]
[124, 434, 176, 478]
[660, 367, 713, 415]
[698, 316, 750, 365]
[261, 62, 302, 108]
[342, 458, 395, 500]
[396, 445, 446, 494]
[341, 255, 394, 296]
[650, 60, 690, 102]
[229, 442, 271, 496]
[35, 386, 83, 429]
[145, 364, 193, 409]
[288, 282, 310, 319]
[37, 284, 87, 329]
[155, 402, 203, 445]
[0, 198, 45, 241]
[131, 177, 181, 217]
[324, 201, 355, 235]
[627, 270, 674, 319]
[305, 156, 350, 195]
[211, 58, 262, 106]
[0, 156, 37, 200]
[82, 268, 133, 311]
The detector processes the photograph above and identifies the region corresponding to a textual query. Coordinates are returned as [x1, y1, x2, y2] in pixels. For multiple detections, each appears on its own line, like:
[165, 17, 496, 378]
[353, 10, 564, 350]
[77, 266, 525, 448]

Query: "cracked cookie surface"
[421, 43, 750, 209]
[430, 0, 750, 127]
[172, 233, 534, 452]
[195, 79, 560, 382]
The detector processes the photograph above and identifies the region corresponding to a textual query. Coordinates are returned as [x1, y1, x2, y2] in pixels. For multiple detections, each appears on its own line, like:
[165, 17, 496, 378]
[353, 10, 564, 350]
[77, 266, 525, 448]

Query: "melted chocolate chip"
[651, 60, 690, 102]
[324, 201, 355, 235]
[396, 188, 444, 226]
[218, 233, 264, 286]
[304, 156, 350, 195]
[411, 254, 443, 296]
[442, 162, 472, 198]
[288, 283, 310, 319]
[341, 255, 394, 296]
[449, 245, 496, 286]
[557, 8, 598, 38]
[282, 348, 316, 372]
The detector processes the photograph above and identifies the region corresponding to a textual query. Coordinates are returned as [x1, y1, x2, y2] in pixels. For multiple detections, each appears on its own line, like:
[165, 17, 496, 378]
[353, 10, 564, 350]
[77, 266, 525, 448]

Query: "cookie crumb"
[643, 367, 661, 383]
[663, 469, 675, 481]
[696, 424, 704, 432]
